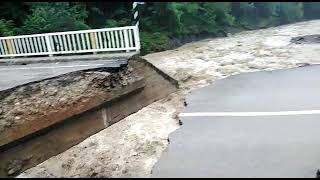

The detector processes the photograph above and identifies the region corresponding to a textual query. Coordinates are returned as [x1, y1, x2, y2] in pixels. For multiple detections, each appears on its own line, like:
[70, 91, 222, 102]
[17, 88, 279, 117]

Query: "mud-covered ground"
[18, 20, 320, 178]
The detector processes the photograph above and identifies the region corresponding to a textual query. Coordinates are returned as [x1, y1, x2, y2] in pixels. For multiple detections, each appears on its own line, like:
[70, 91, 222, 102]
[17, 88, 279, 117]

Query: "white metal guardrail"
[0, 25, 140, 58]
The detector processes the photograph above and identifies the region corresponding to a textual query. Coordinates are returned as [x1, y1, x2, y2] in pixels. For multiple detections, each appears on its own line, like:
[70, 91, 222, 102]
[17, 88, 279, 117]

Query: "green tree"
[0, 19, 15, 36]
[0, 2, 318, 54]
[0, 2, 30, 27]
[278, 2, 304, 23]
[166, 2, 234, 36]
[303, 2, 320, 19]
[21, 2, 89, 34]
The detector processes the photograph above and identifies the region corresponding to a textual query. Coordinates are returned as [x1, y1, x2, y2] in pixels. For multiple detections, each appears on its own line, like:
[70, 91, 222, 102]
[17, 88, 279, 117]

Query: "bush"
[140, 31, 170, 55]
[232, 2, 304, 29]
[166, 2, 234, 37]
[303, 2, 320, 19]
[234, 2, 276, 29]
[278, 2, 304, 23]
[0, 19, 15, 36]
[105, 18, 131, 28]
[21, 2, 90, 34]
[202, 2, 235, 27]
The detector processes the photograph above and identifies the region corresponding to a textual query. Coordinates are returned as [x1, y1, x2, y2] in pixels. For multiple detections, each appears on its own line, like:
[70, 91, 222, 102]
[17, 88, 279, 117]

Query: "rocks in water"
[183, 101, 188, 107]
[297, 63, 311, 67]
[291, 34, 320, 44]
[292, 37, 304, 44]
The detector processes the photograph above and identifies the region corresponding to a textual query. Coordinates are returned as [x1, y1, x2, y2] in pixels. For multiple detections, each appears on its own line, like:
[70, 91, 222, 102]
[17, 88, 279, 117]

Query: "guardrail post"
[6, 39, 14, 55]
[133, 26, 140, 52]
[124, 29, 130, 52]
[90, 32, 97, 54]
[45, 35, 53, 57]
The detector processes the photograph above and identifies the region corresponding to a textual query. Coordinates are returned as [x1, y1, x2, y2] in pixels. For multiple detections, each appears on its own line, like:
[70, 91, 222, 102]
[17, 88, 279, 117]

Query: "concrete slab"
[0, 52, 137, 65]
[152, 65, 320, 178]
[152, 115, 320, 178]
[182, 65, 320, 113]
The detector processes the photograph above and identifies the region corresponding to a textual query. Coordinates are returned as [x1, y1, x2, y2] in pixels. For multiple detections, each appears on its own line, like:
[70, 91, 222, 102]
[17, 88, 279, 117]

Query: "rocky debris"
[88, 66, 135, 90]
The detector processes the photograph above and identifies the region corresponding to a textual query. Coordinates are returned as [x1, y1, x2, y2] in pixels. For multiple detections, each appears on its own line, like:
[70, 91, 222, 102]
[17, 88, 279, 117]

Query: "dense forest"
[0, 2, 320, 54]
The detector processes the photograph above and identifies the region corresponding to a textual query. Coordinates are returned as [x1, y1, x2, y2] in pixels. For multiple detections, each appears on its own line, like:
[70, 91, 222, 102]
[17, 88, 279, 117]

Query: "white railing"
[0, 25, 140, 58]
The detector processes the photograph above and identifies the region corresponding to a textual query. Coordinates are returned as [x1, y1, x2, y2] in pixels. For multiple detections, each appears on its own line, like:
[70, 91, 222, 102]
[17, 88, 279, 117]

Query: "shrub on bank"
[140, 31, 170, 55]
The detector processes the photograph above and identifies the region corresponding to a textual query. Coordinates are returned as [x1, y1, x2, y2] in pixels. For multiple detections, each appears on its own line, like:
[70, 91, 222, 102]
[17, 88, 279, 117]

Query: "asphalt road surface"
[0, 59, 127, 91]
[152, 65, 320, 178]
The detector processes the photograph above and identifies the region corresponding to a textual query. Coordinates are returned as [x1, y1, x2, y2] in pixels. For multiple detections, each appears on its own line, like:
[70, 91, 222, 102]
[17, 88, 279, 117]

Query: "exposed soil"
[0, 65, 139, 145]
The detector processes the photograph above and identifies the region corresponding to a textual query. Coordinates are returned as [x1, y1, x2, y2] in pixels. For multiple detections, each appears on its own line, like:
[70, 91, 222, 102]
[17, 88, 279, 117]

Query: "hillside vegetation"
[0, 2, 319, 54]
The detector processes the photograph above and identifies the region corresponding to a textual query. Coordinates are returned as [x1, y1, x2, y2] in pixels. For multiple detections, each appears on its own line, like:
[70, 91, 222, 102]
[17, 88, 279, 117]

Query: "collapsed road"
[152, 65, 320, 178]
[0, 55, 178, 177]
[0, 58, 128, 91]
